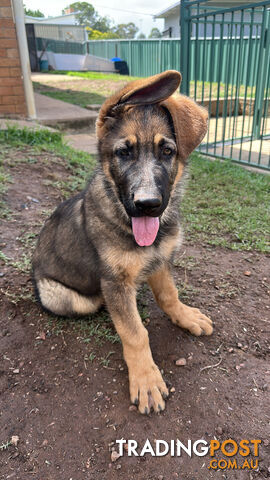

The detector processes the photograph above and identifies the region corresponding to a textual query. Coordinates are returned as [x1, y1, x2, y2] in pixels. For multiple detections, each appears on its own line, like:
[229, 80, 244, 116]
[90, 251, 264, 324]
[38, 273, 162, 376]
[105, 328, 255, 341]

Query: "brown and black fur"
[33, 70, 213, 414]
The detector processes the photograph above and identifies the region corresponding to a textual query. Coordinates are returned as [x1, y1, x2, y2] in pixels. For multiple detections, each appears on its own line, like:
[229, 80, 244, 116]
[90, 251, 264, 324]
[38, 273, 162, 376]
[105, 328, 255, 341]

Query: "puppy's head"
[96, 70, 208, 246]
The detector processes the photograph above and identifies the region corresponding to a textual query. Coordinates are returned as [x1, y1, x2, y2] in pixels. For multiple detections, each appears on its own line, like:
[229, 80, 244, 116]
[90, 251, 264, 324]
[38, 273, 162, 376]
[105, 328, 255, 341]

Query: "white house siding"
[162, 7, 263, 38]
[164, 12, 180, 37]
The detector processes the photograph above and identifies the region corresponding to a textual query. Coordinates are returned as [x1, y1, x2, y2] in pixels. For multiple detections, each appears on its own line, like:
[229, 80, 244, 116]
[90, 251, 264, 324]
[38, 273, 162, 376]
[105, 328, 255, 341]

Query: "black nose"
[134, 197, 162, 211]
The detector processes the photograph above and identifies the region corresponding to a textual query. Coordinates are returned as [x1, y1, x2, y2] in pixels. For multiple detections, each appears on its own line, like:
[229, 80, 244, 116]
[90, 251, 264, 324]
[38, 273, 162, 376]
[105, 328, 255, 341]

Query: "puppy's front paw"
[172, 304, 213, 336]
[129, 363, 169, 414]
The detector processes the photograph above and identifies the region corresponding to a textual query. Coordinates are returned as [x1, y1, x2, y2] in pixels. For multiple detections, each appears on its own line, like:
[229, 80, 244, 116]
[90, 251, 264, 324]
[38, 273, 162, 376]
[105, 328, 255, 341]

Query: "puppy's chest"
[102, 234, 179, 284]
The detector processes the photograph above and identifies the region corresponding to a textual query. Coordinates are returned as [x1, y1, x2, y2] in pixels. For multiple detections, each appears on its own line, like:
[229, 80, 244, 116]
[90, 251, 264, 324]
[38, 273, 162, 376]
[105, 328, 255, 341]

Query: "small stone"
[128, 405, 137, 412]
[42, 439, 48, 446]
[237, 343, 243, 348]
[13, 369, 19, 374]
[216, 426, 223, 435]
[116, 464, 121, 469]
[244, 271, 251, 276]
[111, 451, 121, 462]
[170, 387, 176, 393]
[175, 358, 187, 366]
[228, 347, 234, 353]
[158, 475, 164, 480]
[11, 436, 19, 446]
[264, 439, 269, 446]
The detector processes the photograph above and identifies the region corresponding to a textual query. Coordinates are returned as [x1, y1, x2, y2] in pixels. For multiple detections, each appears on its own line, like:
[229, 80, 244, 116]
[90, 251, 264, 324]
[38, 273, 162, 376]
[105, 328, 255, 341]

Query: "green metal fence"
[180, 0, 270, 170]
[86, 37, 263, 85]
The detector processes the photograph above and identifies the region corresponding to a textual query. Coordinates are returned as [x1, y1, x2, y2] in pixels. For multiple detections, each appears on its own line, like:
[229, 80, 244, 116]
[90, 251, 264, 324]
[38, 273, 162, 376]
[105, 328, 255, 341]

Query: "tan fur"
[38, 279, 103, 316]
[161, 95, 208, 161]
[172, 163, 185, 190]
[148, 266, 213, 336]
[102, 246, 150, 284]
[101, 279, 169, 414]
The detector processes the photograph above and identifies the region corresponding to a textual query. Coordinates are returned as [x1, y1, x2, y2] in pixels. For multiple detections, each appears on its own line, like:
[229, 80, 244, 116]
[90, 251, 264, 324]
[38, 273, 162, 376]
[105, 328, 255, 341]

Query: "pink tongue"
[131, 217, 160, 247]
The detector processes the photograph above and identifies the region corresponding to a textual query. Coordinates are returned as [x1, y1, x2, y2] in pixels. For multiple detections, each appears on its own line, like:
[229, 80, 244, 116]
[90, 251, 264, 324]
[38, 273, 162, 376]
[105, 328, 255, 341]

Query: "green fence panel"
[86, 38, 264, 86]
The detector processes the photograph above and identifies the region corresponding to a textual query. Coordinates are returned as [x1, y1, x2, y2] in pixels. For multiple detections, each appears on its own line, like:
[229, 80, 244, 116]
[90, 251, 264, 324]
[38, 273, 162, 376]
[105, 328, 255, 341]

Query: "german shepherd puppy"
[33, 70, 213, 414]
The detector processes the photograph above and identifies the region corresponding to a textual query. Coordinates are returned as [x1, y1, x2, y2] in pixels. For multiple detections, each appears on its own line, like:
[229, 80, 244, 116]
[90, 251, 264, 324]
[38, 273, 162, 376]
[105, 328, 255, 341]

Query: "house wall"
[164, 13, 180, 37]
[164, 9, 263, 38]
[0, 0, 27, 117]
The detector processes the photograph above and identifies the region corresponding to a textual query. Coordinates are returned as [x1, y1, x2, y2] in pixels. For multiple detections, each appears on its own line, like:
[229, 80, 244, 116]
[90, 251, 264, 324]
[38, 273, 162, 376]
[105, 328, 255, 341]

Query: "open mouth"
[131, 216, 160, 247]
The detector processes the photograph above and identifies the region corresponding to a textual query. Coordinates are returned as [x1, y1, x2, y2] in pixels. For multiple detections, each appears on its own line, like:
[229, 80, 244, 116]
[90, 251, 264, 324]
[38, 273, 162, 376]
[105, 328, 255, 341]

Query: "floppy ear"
[96, 70, 181, 139]
[162, 95, 208, 161]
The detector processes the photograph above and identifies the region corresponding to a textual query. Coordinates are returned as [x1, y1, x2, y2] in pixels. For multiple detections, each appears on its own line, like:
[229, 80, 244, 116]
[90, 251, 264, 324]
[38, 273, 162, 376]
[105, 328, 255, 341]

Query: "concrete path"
[65, 132, 98, 154]
[34, 93, 97, 131]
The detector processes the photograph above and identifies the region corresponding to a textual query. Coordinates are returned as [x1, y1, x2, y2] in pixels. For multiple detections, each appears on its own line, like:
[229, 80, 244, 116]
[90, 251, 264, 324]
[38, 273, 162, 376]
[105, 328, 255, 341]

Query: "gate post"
[180, 0, 191, 95]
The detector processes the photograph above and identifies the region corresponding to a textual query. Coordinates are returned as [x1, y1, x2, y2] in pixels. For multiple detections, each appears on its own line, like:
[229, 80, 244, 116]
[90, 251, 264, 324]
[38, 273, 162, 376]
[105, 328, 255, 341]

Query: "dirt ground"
[0, 147, 269, 480]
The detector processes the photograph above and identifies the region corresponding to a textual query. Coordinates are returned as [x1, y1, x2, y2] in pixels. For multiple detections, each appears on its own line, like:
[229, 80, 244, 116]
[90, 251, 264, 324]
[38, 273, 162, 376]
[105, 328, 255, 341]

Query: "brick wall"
[0, 0, 27, 117]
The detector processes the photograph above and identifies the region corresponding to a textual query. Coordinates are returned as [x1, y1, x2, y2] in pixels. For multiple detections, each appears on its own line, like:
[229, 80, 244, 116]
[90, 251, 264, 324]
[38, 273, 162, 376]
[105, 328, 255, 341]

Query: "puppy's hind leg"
[36, 278, 103, 316]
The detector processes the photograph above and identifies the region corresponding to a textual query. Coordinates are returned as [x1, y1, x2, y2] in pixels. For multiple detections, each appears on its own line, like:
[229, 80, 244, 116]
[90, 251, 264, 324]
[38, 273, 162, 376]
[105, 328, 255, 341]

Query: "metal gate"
[180, 0, 270, 170]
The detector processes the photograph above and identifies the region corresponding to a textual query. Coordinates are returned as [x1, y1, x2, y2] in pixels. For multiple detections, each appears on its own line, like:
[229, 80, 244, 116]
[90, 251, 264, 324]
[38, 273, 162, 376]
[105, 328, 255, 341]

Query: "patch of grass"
[18, 231, 38, 250]
[100, 351, 115, 367]
[45, 309, 119, 346]
[11, 253, 32, 274]
[34, 84, 105, 107]
[0, 250, 10, 264]
[0, 249, 32, 274]
[0, 163, 13, 219]
[3, 286, 35, 304]
[0, 125, 96, 193]
[182, 153, 270, 253]
[0, 126, 63, 146]
[174, 255, 199, 270]
[177, 281, 198, 301]
[46, 70, 139, 82]
[215, 281, 239, 299]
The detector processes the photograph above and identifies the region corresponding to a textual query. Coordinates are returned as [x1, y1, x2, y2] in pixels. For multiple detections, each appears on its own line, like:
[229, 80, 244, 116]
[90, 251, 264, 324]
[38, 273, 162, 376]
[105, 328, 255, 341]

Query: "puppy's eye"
[162, 147, 173, 156]
[117, 148, 130, 158]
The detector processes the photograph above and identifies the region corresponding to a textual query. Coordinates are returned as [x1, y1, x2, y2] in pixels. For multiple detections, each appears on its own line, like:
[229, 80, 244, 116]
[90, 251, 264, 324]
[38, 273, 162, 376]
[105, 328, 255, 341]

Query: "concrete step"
[35, 93, 98, 132]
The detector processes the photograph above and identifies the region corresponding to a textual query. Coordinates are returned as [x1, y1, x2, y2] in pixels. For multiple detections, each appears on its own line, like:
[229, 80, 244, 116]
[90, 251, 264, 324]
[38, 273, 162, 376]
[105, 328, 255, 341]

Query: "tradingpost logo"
[115, 438, 261, 470]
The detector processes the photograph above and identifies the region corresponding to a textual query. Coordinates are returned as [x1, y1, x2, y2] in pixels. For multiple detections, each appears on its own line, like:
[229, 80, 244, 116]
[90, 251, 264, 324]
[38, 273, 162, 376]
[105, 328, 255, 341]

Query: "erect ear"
[96, 70, 181, 139]
[161, 95, 208, 161]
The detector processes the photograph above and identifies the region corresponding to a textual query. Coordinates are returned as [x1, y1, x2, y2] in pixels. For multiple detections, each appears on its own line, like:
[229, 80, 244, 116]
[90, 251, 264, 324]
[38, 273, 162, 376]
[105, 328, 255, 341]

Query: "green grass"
[35, 89, 105, 107]
[0, 161, 13, 219]
[44, 70, 139, 82]
[45, 311, 119, 346]
[182, 153, 270, 253]
[0, 126, 96, 193]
